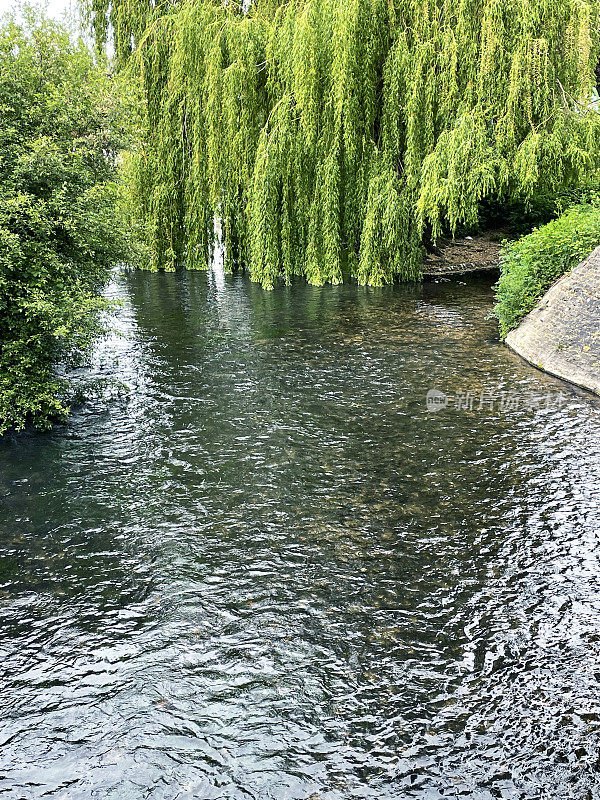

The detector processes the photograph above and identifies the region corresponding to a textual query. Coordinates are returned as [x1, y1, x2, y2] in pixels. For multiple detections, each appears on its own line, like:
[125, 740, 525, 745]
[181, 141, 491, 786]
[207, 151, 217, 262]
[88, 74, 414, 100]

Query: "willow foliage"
[87, 0, 600, 287]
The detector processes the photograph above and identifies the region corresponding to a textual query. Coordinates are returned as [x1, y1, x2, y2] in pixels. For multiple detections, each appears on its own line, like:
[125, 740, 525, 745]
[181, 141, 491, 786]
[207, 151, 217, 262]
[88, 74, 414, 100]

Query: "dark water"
[1, 270, 600, 800]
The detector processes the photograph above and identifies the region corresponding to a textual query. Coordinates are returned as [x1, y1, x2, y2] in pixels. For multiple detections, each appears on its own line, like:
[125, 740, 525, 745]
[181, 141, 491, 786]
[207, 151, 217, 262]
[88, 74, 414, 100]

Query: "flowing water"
[1, 270, 600, 800]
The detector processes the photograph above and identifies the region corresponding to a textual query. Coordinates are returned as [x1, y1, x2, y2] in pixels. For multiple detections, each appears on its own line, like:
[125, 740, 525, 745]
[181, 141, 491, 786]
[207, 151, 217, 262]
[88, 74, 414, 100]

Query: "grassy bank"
[494, 205, 600, 339]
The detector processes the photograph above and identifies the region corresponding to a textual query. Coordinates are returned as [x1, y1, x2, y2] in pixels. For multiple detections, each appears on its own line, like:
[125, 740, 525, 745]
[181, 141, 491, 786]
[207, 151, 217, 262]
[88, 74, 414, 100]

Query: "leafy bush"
[494, 205, 600, 338]
[0, 10, 131, 434]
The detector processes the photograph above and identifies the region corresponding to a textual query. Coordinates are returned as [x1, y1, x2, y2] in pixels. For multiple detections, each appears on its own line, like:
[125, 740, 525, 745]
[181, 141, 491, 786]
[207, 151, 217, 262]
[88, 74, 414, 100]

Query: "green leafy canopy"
[0, 8, 132, 433]
[89, 0, 600, 288]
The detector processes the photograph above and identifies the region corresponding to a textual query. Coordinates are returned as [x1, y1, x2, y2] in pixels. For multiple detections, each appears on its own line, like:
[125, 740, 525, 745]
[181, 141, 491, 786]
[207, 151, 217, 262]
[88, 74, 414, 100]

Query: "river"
[1, 269, 600, 799]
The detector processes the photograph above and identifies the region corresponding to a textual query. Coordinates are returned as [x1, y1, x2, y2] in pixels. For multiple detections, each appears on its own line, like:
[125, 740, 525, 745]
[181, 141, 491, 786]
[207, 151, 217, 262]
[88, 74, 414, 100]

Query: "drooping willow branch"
[86, 0, 600, 287]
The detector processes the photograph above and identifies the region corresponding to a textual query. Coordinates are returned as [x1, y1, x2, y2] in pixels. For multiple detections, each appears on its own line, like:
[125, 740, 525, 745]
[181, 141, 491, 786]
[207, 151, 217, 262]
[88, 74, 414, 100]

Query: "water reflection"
[1, 270, 599, 799]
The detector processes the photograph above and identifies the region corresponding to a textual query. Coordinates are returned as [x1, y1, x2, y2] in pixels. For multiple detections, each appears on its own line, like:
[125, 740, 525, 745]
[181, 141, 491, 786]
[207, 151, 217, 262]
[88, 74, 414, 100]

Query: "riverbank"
[422, 231, 503, 278]
[506, 246, 600, 396]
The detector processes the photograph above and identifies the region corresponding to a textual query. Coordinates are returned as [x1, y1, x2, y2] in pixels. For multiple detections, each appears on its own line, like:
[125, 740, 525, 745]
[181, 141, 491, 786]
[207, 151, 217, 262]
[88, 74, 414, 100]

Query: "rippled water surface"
[2, 270, 600, 799]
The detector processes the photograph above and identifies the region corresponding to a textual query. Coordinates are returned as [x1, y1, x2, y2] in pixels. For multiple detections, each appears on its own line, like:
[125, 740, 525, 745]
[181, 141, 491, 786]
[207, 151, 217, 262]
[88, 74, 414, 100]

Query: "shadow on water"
[1, 269, 600, 799]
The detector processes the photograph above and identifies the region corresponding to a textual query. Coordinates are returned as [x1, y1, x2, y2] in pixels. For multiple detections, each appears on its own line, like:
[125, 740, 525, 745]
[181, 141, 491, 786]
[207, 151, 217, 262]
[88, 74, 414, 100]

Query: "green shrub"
[494, 205, 600, 339]
[0, 9, 131, 434]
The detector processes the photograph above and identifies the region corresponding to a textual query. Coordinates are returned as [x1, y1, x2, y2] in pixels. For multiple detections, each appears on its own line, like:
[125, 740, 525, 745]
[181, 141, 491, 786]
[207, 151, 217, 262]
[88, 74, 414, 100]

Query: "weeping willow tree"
[86, 0, 600, 287]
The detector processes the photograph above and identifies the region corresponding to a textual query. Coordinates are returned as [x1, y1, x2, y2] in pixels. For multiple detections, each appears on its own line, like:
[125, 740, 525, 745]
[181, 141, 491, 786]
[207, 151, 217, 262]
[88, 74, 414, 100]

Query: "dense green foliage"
[0, 11, 129, 434]
[495, 204, 600, 338]
[87, 0, 600, 288]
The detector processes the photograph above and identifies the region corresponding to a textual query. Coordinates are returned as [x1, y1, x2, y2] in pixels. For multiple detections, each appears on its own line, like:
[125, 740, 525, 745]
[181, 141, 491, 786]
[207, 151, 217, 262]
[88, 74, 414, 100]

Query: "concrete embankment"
[506, 246, 600, 395]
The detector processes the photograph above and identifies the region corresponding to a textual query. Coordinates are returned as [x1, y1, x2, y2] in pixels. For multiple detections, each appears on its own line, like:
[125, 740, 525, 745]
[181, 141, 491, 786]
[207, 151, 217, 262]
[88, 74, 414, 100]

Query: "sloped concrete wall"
[505, 246, 600, 395]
